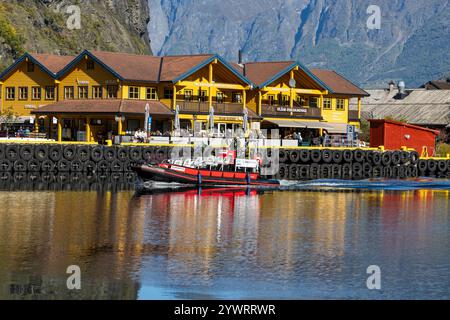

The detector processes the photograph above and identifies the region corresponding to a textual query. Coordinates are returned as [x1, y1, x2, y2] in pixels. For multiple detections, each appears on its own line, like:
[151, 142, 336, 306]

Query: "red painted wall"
[369, 120, 439, 155]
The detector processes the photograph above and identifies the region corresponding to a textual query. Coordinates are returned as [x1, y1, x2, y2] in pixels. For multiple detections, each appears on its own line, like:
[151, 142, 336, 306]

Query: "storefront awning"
[266, 120, 360, 134]
[266, 120, 334, 130]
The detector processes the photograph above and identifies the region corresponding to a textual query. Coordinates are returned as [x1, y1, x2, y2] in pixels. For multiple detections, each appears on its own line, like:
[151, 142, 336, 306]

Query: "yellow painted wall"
[58, 56, 121, 101]
[321, 96, 349, 124]
[1, 61, 57, 115]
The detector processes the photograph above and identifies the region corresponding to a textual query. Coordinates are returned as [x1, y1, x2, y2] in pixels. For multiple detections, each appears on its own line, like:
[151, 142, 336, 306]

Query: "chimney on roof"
[388, 80, 395, 92]
[398, 81, 406, 94]
[238, 50, 244, 67]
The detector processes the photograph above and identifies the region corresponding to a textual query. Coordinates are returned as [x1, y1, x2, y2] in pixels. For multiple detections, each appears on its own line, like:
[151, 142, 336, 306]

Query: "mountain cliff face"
[0, 0, 151, 70]
[148, 0, 450, 88]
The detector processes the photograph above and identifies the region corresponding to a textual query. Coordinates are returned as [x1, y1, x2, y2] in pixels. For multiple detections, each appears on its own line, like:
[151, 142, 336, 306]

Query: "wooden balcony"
[348, 110, 360, 121]
[261, 103, 322, 119]
[176, 100, 244, 115]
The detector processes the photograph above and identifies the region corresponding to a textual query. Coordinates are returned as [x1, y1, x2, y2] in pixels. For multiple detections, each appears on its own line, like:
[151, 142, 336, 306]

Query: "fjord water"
[0, 181, 449, 299]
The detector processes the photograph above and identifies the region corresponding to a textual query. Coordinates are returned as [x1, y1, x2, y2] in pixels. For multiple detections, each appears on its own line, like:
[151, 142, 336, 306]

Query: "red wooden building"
[369, 119, 439, 155]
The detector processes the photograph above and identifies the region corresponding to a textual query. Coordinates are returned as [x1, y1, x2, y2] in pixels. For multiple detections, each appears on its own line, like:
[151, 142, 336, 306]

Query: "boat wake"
[280, 178, 450, 191]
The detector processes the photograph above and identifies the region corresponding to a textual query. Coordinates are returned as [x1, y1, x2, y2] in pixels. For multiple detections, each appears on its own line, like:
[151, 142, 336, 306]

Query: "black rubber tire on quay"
[332, 164, 342, 179]
[41, 172, 56, 183]
[104, 147, 117, 162]
[70, 172, 83, 184]
[49, 145, 63, 162]
[410, 151, 420, 165]
[5, 145, 19, 162]
[13, 159, 27, 172]
[71, 160, 83, 172]
[117, 147, 129, 163]
[373, 166, 383, 178]
[130, 147, 143, 162]
[427, 160, 438, 172]
[57, 172, 70, 184]
[332, 150, 343, 164]
[97, 160, 110, 172]
[83, 160, 97, 172]
[362, 163, 373, 179]
[57, 159, 70, 172]
[343, 150, 353, 163]
[322, 149, 333, 164]
[19, 145, 34, 161]
[13, 172, 27, 183]
[155, 148, 168, 163]
[364, 150, 374, 164]
[381, 152, 392, 166]
[63, 145, 77, 161]
[279, 149, 289, 163]
[41, 160, 55, 172]
[405, 166, 413, 178]
[76, 145, 90, 162]
[352, 162, 363, 173]
[289, 150, 301, 164]
[410, 166, 419, 178]
[418, 160, 428, 172]
[310, 150, 322, 163]
[91, 146, 104, 162]
[398, 166, 407, 179]
[142, 147, 155, 162]
[372, 152, 382, 166]
[277, 164, 288, 180]
[289, 164, 299, 180]
[391, 151, 401, 166]
[310, 164, 320, 180]
[400, 151, 410, 164]
[299, 150, 310, 163]
[27, 159, 41, 172]
[0, 144, 5, 160]
[320, 164, 332, 179]
[354, 149, 365, 163]
[34, 145, 49, 161]
[437, 160, 448, 173]
[342, 163, 352, 180]
[111, 160, 123, 172]
[0, 171, 12, 181]
[298, 165, 310, 180]
[0, 159, 12, 172]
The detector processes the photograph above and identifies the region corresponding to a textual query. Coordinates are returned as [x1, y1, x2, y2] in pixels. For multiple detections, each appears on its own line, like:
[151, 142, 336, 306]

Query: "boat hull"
[133, 164, 280, 187]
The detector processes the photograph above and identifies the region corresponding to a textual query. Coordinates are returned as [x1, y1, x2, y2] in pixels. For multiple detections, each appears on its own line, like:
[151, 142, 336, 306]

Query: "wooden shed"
[369, 119, 439, 155]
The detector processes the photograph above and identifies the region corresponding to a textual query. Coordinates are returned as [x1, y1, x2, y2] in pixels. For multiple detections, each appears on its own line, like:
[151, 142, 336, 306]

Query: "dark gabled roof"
[0, 53, 75, 80]
[55, 51, 253, 85]
[423, 80, 450, 90]
[310, 69, 370, 97]
[238, 61, 332, 92]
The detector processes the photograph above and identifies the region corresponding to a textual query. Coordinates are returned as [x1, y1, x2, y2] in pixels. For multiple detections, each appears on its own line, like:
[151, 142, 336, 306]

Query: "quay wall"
[0, 143, 449, 181]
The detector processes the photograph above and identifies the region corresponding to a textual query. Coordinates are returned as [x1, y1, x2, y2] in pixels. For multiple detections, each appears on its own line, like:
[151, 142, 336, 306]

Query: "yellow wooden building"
[0, 50, 368, 143]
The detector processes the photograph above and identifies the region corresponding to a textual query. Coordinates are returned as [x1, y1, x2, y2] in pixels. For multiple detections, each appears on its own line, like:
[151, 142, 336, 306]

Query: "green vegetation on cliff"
[0, 0, 151, 71]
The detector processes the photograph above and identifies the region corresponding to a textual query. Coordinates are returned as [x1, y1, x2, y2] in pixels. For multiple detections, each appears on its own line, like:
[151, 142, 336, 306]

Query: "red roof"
[31, 54, 76, 74]
[32, 99, 174, 116]
[310, 69, 369, 97]
[368, 119, 440, 135]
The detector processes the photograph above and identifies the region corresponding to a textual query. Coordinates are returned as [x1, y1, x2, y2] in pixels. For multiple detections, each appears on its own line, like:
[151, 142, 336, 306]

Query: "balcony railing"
[261, 104, 322, 118]
[348, 110, 360, 121]
[176, 100, 244, 115]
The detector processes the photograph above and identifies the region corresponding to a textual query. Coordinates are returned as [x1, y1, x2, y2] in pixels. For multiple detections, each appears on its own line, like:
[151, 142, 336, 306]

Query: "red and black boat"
[133, 155, 280, 187]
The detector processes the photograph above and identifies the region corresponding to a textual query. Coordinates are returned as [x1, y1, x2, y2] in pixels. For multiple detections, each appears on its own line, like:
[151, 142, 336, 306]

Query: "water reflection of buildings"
[0, 191, 142, 300]
[1, 187, 448, 299]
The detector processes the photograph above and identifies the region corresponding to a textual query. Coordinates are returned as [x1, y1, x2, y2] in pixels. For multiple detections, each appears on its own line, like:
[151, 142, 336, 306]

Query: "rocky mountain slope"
[148, 0, 450, 88]
[0, 0, 151, 70]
